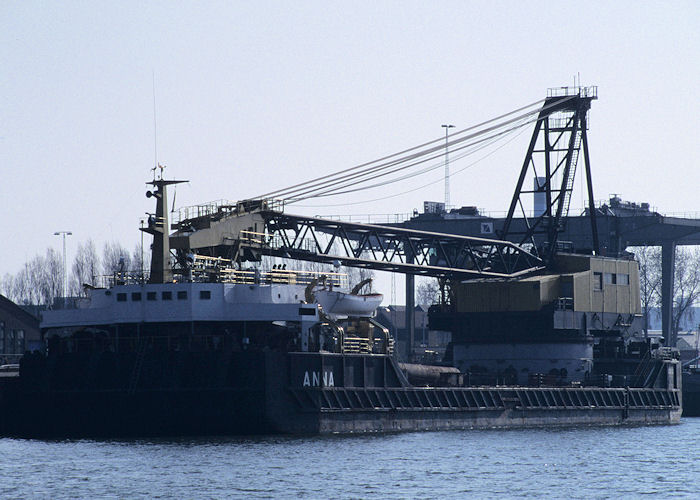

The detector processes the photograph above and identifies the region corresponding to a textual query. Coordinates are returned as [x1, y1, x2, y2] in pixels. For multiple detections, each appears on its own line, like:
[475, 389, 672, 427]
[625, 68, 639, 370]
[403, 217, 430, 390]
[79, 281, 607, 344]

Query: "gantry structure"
[157, 86, 699, 349]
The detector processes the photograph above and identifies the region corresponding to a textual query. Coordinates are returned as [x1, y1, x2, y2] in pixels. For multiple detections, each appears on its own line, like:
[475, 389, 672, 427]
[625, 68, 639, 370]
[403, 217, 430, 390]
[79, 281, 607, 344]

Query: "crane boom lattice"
[238, 212, 544, 279]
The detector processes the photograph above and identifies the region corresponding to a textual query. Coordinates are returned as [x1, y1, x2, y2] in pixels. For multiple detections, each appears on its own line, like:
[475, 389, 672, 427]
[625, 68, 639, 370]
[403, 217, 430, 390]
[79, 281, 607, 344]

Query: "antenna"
[152, 70, 158, 172]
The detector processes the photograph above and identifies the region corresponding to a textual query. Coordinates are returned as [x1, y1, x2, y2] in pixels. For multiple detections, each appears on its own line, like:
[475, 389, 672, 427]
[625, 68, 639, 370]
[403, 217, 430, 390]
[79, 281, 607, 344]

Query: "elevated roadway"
[397, 199, 700, 346]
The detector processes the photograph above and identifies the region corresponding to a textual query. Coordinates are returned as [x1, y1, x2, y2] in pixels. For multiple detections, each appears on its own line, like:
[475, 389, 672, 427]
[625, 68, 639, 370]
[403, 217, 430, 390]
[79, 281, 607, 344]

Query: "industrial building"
[0, 295, 41, 365]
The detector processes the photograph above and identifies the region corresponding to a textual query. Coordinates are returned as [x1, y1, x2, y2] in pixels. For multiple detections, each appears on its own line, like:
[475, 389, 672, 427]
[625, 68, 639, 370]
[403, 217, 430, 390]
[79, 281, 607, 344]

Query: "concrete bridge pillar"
[405, 259, 415, 361]
[661, 241, 676, 346]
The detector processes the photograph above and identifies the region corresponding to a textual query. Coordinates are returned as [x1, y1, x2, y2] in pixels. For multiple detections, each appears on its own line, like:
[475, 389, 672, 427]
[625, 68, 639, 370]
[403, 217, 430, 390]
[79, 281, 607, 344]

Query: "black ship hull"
[682, 370, 700, 417]
[0, 350, 681, 438]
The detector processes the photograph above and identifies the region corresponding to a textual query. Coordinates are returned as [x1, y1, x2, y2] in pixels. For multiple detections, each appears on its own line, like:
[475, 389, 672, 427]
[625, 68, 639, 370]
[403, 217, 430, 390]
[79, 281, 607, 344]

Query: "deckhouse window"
[117, 293, 127, 302]
[132, 292, 142, 301]
[162, 291, 172, 300]
[617, 273, 629, 285]
[15, 330, 24, 353]
[6, 330, 15, 354]
[147, 292, 157, 301]
[593, 272, 602, 291]
[177, 291, 187, 300]
[604, 273, 616, 285]
[199, 290, 211, 300]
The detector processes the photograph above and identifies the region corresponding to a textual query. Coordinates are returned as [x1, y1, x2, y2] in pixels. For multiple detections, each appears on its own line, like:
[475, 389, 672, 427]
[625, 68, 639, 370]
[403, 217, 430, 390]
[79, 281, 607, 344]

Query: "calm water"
[1, 419, 699, 499]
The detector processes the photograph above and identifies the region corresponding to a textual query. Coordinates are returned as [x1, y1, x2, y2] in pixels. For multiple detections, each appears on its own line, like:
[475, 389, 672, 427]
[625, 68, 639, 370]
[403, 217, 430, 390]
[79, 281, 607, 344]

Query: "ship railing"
[94, 262, 349, 288]
[217, 268, 348, 288]
[341, 335, 393, 355]
[342, 336, 371, 354]
[296, 385, 679, 413]
[240, 230, 320, 256]
[96, 271, 149, 288]
[229, 198, 283, 215]
[546, 85, 598, 99]
[239, 230, 268, 246]
[188, 255, 235, 282]
[173, 199, 235, 225]
[195, 264, 349, 287]
[174, 198, 285, 225]
[318, 213, 414, 224]
[190, 254, 234, 268]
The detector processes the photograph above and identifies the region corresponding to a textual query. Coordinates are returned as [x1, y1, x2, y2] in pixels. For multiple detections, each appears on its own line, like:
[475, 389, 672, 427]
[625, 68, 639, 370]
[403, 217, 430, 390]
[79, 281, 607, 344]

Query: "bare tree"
[25, 257, 46, 305]
[671, 247, 700, 345]
[5, 250, 62, 306]
[72, 239, 101, 294]
[131, 242, 150, 279]
[3, 239, 142, 305]
[0, 273, 16, 301]
[415, 278, 440, 306]
[344, 266, 375, 292]
[102, 241, 132, 275]
[10, 265, 30, 305]
[634, 245, 700, 344]
[633, 246, 662, 336]
[42, 248, 63, 306]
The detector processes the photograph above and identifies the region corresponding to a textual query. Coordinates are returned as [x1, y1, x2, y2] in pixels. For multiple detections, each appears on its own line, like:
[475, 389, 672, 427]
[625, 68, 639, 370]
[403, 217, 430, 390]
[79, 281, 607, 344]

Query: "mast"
[142, 174, 187, 284]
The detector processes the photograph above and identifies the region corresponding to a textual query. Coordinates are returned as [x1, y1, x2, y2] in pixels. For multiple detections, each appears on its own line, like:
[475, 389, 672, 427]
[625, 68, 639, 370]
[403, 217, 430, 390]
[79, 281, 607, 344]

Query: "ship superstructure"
[41, 266, 389, 358]
[431, 253, 680, 391]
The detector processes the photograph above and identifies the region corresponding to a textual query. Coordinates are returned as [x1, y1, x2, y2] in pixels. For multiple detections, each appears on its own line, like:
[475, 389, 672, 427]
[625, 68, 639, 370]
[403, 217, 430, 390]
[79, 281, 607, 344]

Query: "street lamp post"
[441, 124, 455, 210]
[140, 218, 145, 283]
[53, 231, 72, 307]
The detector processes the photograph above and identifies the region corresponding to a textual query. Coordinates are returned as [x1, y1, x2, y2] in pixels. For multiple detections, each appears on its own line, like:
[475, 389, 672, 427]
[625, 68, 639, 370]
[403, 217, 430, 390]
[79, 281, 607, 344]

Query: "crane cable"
[285, 115, 534, 201]
[285, 97, 570, 202]
[288, 116, 535, 202]
[253, 95, 574, 202]
[264, 102, 543, 200]
[293, 118, 532, 208]
[253, 98, 548, 200]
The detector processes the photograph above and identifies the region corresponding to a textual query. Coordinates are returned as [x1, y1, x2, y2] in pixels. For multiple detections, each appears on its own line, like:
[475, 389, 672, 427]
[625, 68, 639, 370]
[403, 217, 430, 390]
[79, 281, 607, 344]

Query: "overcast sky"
[1, 1, 699, 298]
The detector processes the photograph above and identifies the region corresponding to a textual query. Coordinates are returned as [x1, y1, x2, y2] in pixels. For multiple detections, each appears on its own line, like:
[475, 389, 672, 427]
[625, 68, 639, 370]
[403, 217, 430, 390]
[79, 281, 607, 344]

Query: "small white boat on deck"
[314, 290, 383, 317]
